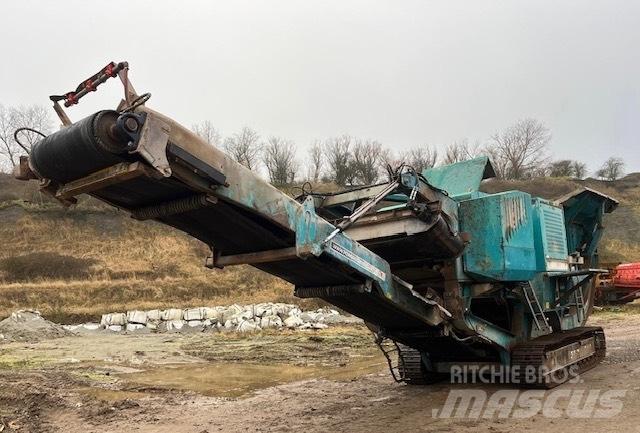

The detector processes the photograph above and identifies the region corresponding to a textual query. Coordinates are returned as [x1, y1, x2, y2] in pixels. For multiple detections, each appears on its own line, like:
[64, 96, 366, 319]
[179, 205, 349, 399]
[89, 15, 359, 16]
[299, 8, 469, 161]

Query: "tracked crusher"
[15, 62, 619, 387]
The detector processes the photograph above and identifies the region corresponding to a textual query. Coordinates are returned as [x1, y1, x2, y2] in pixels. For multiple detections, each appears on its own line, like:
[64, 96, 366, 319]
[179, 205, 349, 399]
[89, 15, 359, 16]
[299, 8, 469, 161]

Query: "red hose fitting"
[64, 92, 79, 107]
[104, 62, 116, 77]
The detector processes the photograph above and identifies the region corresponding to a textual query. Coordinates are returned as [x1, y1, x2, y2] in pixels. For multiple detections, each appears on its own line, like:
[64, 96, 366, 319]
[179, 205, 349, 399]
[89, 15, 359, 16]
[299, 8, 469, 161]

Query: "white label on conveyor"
[329, 241, 386, 280]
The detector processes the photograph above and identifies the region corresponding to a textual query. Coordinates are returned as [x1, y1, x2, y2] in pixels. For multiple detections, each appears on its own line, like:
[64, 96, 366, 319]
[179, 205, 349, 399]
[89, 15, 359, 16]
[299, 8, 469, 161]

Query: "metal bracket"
[323, 179, 401, 244]
[13, 156, 38, 181]
[212, 246, 298, 268]
[408, 286, 453, 318]
[554, 273, 596, 307]
[132, 112, 172, 177]
[55, 162, 156, 200]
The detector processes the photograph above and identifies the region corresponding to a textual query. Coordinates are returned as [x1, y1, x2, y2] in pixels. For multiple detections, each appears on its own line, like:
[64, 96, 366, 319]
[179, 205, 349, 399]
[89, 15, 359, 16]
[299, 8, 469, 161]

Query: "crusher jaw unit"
[15, 62, 618, 388]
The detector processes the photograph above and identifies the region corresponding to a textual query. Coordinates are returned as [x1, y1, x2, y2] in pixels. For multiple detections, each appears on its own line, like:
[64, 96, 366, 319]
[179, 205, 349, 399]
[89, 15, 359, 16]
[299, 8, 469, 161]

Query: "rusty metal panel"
[460, 191, 537, 281]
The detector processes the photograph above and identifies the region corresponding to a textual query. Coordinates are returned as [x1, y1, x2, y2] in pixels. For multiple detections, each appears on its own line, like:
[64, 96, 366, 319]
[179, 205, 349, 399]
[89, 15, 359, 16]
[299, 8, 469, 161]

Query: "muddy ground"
[0, 312, 639, 433]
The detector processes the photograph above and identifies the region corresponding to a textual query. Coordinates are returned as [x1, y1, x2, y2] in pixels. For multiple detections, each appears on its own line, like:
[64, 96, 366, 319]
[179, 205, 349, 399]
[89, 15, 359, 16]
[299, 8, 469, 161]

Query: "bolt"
[124, 117, 139, 132]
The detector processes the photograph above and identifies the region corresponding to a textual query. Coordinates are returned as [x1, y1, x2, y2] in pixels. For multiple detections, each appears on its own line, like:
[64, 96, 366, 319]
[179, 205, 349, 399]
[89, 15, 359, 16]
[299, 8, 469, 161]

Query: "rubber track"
[397, 344, 447, 385]
[511, 327, 606, 389]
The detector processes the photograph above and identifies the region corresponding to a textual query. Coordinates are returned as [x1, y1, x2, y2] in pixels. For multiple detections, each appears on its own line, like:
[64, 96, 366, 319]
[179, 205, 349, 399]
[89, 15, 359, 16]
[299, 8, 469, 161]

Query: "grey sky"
[1, 0, 638, 174]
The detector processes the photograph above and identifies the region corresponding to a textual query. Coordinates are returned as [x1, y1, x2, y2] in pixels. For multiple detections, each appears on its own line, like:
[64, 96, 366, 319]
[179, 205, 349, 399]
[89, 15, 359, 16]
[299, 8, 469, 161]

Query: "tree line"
[0, 102, 627, 185]
[192, 117, 627, 186]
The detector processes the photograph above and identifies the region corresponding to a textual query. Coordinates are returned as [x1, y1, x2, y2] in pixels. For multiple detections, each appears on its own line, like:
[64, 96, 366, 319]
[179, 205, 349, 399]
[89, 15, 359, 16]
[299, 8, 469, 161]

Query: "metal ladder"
[521, 283, 552, 334]
[574, 284, 586, 324]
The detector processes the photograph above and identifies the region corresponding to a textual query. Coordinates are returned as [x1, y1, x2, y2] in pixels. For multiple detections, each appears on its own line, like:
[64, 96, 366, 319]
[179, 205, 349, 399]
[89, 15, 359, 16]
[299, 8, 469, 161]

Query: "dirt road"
[1, 312, 639, 433]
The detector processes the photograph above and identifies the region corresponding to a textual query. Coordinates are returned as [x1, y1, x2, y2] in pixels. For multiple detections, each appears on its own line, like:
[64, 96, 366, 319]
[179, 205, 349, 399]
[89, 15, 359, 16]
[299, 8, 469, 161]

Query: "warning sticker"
[329, 241, 386, 280]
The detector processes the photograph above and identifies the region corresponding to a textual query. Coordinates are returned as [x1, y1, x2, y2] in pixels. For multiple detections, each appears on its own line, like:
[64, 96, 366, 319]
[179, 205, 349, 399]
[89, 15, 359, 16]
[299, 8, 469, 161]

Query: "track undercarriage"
[381, 326, 606, 388]
[511, 326, 606, 388]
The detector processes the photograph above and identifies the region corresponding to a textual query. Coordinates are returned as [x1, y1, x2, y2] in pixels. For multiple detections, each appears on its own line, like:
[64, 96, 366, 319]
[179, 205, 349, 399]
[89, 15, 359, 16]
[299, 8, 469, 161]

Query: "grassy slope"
[0, 174, 315, 322]
[0, 172, 638, 321]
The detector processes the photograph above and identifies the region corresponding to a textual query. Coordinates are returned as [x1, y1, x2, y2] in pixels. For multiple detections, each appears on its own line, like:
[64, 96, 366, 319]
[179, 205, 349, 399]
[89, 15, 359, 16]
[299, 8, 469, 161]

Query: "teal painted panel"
[460, 191, 538, 281]
[531, 199, 569, 272]
[422, 156, 495, 199]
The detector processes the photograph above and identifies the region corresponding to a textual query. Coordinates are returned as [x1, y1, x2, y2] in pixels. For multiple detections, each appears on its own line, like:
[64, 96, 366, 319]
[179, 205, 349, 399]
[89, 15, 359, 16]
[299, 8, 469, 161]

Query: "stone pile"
[62, 303, 361, 334]
[0, 310, 70, 342]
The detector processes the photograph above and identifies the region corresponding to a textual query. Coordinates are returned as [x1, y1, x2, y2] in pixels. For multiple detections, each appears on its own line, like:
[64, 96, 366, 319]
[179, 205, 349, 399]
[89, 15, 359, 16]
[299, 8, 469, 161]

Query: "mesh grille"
[542, 206, 568, 259]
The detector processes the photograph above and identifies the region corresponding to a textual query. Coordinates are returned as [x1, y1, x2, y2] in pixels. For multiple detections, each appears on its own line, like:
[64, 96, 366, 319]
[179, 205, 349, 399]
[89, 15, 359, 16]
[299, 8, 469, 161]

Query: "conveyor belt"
[24, 107, 456, 333]
[28, 109, 361, 288]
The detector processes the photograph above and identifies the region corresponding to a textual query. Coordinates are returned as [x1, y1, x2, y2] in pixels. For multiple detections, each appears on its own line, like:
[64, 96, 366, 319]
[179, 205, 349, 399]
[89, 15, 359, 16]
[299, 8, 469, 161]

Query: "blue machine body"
[460, 191, 539, 282]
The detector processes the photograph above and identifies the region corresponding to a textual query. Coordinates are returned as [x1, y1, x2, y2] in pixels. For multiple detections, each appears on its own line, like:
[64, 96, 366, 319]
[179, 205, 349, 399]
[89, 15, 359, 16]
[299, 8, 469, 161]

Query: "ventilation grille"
[542, 206, 568, 259]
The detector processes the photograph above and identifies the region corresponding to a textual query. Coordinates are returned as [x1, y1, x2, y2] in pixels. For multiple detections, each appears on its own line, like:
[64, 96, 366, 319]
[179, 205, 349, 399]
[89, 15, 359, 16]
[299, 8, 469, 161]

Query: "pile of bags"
[62, 303, 360, 334]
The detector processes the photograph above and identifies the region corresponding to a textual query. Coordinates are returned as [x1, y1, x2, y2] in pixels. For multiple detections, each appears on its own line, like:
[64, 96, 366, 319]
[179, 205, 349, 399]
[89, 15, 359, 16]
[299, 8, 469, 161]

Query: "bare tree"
[352, 139, 385, 184]
[191, 120, 221, 146]
[442, 138, 481, 165]
[307, 140, 324, 182]
[547, 159, 588, 178]
[596, 157, 625, 181]
[489, 118, 551, 179]
[572, 161, 587, 179]
[0, 104, 52, 171]
[531, 165, 549, 178]
[379, 147, 398, 174]
[443, 139, 467, 164]
[323, 134, 353, 186]
[0, 104, 16, 171]
[223, 126, 261, 170]
[262, 136, 298, 185]
[401, 145, 438, 172]
[14, 105, 51, 149]
[548, 160, 574, 177]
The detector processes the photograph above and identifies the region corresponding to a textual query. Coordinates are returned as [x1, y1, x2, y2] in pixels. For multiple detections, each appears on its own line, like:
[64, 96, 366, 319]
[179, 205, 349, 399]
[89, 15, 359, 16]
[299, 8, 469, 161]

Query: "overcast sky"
[1, 0, 638, 174]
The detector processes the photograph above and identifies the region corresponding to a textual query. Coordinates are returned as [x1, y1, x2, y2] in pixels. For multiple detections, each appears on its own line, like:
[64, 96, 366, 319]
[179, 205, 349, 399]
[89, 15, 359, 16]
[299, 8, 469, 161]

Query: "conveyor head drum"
[30, 110, 135, 183]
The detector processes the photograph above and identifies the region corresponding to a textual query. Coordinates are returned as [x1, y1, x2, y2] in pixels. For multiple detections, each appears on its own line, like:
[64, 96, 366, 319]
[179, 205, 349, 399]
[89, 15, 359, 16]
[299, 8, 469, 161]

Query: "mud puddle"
[77, 387, 147, 402]
[118, 354, 387, 397]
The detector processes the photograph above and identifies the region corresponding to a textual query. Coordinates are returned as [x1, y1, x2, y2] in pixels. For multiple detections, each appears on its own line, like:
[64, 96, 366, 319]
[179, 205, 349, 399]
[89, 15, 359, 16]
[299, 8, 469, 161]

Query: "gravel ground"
[0, 314, 639, 433]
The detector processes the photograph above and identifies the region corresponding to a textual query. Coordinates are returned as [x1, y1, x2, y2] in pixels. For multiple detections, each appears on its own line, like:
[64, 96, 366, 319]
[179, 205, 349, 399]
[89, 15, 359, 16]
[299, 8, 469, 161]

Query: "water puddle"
[118, 354, 386, 397]
[78, 387, 146, 402]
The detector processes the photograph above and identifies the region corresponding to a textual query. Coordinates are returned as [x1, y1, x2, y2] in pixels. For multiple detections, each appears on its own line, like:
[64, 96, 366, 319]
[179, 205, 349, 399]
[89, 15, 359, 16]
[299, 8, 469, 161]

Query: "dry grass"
[599, 238, 640, 264]
[0, 276, 320, 324]
[0, 206, 206, 276]
[0, 203, 325, 322]
[481, 176, 579, 200]
[0, 172, 638, 322]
